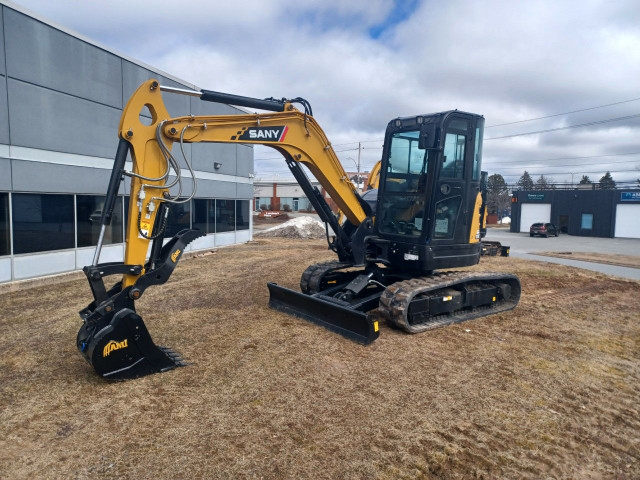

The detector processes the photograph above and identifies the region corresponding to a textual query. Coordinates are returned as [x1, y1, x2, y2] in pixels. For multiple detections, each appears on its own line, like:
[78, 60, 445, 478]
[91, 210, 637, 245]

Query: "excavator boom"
[77, 80, 378, 379]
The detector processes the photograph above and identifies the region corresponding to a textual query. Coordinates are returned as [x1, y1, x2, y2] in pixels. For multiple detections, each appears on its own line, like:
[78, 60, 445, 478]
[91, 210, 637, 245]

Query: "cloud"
[13, 0, 640, 183]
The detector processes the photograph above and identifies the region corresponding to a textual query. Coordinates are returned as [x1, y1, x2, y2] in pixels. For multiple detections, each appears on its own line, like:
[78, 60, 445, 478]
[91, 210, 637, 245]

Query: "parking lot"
[485, 228, 640, 279]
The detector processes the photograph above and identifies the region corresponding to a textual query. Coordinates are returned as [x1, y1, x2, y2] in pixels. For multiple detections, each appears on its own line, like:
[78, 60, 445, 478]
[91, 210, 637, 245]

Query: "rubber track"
[379, 271, 521, 333]
[300, 261, 354, 294]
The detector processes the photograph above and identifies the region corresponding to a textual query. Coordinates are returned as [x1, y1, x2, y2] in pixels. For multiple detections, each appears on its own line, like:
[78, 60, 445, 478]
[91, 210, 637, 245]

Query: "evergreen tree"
[579, 175, 592, 184]
[487, 173, 511, 215]
[535, 175, 554, 190]
[516, 170, 534, 190]
[599, 171, 616, 189]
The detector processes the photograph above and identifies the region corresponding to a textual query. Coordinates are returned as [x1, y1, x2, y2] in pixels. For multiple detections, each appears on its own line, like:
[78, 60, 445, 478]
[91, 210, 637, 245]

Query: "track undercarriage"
[268, 261, 521, 343]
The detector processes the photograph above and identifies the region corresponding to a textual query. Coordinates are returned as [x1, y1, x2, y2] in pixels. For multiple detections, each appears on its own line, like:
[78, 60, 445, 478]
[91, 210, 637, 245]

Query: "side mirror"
[418, 123, 438, 150]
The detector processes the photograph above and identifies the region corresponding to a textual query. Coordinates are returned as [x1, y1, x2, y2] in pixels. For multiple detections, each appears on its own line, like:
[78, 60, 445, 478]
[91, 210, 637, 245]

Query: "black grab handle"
[100, 138, 129, 226]
[200, 89, 285, 112]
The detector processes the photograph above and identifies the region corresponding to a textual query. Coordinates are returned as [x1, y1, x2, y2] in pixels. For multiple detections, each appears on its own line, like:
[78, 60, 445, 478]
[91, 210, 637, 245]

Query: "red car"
[530, 222, 559, 237]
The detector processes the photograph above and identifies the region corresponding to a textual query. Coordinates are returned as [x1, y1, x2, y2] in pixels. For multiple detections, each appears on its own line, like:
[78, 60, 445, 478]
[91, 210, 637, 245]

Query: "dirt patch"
[253, 213, 291, 225]
[255, 216, 327, 239]
[536, 251, 640, 269]
[1, 238, 639, 479]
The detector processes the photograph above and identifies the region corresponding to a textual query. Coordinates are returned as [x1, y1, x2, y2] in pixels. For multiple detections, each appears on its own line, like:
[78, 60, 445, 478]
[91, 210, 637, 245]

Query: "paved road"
[253, 216, 640, 279]
[485, 228, 640, 280]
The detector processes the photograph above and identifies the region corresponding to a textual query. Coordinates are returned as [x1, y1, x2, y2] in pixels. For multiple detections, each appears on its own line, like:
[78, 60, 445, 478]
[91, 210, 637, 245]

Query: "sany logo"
[235, 126, 288, 142]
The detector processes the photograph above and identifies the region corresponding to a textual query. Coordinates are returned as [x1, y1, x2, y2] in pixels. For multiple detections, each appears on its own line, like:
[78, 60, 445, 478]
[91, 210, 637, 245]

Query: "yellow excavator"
[77, 79, 520, 380]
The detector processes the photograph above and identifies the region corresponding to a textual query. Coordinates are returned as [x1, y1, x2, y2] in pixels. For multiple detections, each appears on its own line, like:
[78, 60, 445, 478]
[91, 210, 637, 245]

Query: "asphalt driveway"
[485, 228, 640, 280]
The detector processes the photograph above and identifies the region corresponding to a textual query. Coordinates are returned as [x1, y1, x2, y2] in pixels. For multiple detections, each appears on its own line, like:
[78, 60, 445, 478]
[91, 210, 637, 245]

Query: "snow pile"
[256, 216, 328, 239]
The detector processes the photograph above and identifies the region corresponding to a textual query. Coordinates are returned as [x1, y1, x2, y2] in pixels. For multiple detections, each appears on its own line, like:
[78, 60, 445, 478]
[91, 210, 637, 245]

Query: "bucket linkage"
[77, 228, 203, 380]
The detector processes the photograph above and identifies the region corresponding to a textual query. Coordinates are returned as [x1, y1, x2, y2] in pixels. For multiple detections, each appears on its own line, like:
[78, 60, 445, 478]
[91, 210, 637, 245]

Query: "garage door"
[615, 204, 640, 238]
[519, 203, 551, 233]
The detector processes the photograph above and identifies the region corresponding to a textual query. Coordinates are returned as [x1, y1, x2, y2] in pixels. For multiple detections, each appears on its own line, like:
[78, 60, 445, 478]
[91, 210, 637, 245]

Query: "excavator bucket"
[77, 308, 186, 380]
[268, 283, 380, 344]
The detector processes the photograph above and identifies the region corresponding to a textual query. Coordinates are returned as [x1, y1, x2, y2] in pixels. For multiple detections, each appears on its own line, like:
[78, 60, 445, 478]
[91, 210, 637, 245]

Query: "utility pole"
[357, 142, 362, 191]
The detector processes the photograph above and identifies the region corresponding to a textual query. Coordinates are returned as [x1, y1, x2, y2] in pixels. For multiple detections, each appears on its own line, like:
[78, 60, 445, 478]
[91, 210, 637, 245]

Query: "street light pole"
[357, 142, 362, 187]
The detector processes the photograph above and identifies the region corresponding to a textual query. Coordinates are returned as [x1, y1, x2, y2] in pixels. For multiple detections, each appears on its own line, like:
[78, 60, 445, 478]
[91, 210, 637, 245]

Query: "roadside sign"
[621, 192, 640, 202]
[526, 193, 546, 201]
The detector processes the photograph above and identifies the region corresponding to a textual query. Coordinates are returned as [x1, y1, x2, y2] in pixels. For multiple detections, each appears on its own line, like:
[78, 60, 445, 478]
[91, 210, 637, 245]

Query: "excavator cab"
[372, 112, 485, 272]
[270, 111, 519, 341]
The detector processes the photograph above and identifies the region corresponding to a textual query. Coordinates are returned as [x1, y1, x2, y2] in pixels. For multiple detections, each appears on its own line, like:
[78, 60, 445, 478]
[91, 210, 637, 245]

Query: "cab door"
[431, 114, 474, 245]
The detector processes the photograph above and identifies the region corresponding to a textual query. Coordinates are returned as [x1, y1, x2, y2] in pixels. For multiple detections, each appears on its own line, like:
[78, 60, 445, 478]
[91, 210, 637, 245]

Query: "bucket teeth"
[158, 346, 189, 366]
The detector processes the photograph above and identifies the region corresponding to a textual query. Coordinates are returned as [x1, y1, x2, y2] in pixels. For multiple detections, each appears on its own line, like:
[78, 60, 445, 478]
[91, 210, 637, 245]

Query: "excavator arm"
[119, 80, 368, 286]
[77, 79, 373, 379]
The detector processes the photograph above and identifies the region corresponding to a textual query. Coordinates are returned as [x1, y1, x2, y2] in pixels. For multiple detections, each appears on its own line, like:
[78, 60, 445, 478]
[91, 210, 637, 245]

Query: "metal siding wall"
[236, 144, 253, 177]
[7, 79, 121, 157]
[0, 75, 8, 144]
[0, 257, 10, 282]
[0, 7, 5, 75]
[13, 250, 76, 280]
[190, 95, 238, 175]
[195, 179, 236, 198]
[4, 8, 122, 108]
[566, 190, 614, 238]
[191, 143, 236, 176]
[236, 183, 253, 199]
[0, 157, 11, 189]
[0, 4, 254, 282]
[277, 184, 306, 197]
[12, 161, 112, 194]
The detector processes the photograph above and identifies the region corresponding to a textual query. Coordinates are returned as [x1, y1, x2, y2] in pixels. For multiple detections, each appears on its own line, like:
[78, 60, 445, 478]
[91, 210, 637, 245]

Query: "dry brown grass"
[536, 251, 640, 269]
[1, 238, 639, 479]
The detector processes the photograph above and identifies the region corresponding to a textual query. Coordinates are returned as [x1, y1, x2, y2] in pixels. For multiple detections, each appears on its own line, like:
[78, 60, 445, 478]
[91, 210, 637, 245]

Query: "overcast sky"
[14, 0, 640, 184]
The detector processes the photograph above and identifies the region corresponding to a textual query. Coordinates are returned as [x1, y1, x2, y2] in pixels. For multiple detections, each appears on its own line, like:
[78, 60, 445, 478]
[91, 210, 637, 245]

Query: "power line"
[331, 139, 382, 147]
[485, 97, 640, 128]
[484, 113, 640, 140]
[254, 146, 382, 162]
[483, 151, 640, 166]
[490, 160, 640, 171]
[497, 168, 639, 177]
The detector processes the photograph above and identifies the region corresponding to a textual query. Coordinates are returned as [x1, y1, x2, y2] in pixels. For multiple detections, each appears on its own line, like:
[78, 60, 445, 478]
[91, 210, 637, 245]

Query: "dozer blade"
[268, 283, 380, 344]
[77, 308, 186, 380]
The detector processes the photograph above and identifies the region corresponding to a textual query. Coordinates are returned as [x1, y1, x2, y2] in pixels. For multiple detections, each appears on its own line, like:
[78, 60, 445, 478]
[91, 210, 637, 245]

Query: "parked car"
[530, 222, 559, 237]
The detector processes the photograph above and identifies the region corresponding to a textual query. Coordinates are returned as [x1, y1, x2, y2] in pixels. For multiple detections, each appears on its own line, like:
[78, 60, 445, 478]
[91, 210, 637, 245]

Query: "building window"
[236, 200, 250, 230]
[192, 199, 207, 232]
[0, 193, 9, 256]
[164, 200, 191, 238]
[581, 213, 593, 230]
[12, 193, 74, 254]
[192, 199, 216, 234]
[76, 195, 123, 247]
[280, 197, 293, 212]
[216, 199, 235, 233]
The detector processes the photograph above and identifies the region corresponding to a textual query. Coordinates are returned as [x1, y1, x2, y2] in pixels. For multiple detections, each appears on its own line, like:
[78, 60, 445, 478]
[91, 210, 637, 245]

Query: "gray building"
[511, 188, 640, 238]
[0, 0, 253, 283]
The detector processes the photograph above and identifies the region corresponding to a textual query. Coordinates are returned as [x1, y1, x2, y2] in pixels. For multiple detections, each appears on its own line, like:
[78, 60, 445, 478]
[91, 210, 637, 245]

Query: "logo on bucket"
[103, 339, 129, 357]
[171, 249, 181, 263]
